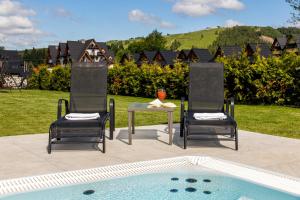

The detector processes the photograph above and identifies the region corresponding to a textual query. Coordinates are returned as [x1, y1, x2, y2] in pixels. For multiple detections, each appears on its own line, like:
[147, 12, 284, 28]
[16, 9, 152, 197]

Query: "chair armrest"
[109, 98, 115, 114]
[109, 98, 115, 119]
[57, 99, 69, 120]
[100, 112, 110, 129]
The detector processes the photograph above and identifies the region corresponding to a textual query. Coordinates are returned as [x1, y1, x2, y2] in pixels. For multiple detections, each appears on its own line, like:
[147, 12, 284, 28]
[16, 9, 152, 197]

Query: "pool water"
[1, 168, 299, 200]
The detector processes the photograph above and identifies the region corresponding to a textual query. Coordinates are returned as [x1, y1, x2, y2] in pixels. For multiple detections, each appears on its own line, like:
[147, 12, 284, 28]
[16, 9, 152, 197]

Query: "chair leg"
[47, 127, 52, 154]
[180, 121, 183, 137]
[109, 122, 113, 140]
[109, 114, 114, 140]
[184, 125, 187, 149]
[230, 127, 234, 138]
[235, 126, 238, 151]
[102, 130, 106, 153]
[113, 114, 115, 131]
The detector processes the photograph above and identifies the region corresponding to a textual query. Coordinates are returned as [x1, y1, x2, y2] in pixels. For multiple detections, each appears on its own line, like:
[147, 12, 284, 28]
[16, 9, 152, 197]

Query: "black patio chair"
[48, 63, 115, 154]
[180, 63, 238, 150]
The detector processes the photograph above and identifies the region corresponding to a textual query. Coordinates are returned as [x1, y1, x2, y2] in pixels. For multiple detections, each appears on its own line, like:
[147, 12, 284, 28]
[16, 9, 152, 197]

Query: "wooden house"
[285, 35, 300, 54]
[120, 53, 140, 65]
[0, 50, 24, 75]
[153, 50, 178, 66]
[47, 45, 58, 66]
[57, 42, 67, 65]
[64, 39, 114, 65]
[245, 43, 271, 58]
[138, 51, 156, 65]
[187, 48, 212, 63]
[271, 36, 287, 56]
[177, 49, 190, 62]
[214, 45, 242, 59]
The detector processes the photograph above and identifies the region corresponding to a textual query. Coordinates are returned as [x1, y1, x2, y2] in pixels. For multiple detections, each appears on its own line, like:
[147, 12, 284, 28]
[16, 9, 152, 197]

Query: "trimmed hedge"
[217, 52, 300, 105]
[27, 66, 70, 92]
[27, 53, 300, 105]
[108, 61, 189, 99]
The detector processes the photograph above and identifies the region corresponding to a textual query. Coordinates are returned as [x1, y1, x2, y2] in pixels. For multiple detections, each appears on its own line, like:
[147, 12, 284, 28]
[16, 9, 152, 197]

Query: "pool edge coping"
[0, 156, 299, 197]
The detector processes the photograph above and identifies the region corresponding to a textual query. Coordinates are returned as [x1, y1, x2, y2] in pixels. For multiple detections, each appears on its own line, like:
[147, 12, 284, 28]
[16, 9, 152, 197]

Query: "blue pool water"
[1, 168, 299, 200]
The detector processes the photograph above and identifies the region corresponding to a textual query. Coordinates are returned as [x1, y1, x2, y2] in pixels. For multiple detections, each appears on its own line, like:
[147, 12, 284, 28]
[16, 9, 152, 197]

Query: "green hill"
[107, 28, 224, 50]
[107, 26, 299, 53]
[164, 28, 225, 50]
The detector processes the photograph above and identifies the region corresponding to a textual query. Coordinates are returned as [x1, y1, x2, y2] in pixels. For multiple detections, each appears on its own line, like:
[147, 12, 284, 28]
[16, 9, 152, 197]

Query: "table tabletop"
[128, 102, 175, 112]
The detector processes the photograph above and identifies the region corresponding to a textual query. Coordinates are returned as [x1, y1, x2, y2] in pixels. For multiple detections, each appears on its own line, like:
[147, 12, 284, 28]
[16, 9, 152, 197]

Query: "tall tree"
[0, 46, 4, 50]
[127, 40, 146, 53]
[108, 41, 124, 54]
[144, 29, 167, 51]
[286, 0, 300, 23]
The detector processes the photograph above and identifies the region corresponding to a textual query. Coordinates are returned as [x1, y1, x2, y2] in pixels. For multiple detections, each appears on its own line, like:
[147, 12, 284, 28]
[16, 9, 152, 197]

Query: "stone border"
[0, 156, 299, 197]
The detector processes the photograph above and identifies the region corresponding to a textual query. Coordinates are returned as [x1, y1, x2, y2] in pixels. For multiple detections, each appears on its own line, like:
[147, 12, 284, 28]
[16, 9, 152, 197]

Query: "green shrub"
[50, 66, 70, 91]
[216, 52, 299, 105]
[27, 53, 300, 106]
[27, 72, 39, 89]
[38, 67, 51, 90]
[108, 61, 188, 99]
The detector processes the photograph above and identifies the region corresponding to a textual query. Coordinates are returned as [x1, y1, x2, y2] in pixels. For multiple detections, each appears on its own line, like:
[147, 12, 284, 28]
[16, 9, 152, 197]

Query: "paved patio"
[0, 124, 300, 180]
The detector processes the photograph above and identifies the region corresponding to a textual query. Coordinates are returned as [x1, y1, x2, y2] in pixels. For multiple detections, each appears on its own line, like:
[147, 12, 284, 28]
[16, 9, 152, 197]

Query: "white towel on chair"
[193, 113, 227, 120]
[65, 113, 100, 120]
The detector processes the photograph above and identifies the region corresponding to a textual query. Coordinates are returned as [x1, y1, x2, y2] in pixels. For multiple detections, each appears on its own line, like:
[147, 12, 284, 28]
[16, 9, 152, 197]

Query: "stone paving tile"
[0, 124, 299, 180]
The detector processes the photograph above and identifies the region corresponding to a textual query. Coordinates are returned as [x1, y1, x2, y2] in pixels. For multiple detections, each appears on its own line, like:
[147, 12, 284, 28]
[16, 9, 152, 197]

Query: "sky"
[0, 0, 296, 50]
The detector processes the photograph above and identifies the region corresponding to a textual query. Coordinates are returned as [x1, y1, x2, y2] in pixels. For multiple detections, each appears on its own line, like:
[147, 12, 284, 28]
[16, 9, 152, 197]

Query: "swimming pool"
[0, 156, 299, 200]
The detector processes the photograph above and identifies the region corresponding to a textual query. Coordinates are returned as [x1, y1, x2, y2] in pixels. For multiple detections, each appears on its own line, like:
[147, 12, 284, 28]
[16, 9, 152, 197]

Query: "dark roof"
[190, 48, 212, 62]
[66, 41, 85, 62]
[0, 50, 23, 74]
[120, 53, 139, 64]
[221, 45, 242, 57]
[178, 49, 190, 59]
[58, 43, 67, 56]
[276, 37, 287, 49]
[294, 35, 300, 49]
[133, 53, 140, 61]
[48, 45, 58, 63]
[157, 50, 178, 65]
[82, 39, 94, 51]
[96, 42, 109, 52]
[181, 49, 190, 56]
[106, 50, 114, 58]
[248, 43, 271, 57]
[0, 50, 21, 61]
[142, 51, 156, 61]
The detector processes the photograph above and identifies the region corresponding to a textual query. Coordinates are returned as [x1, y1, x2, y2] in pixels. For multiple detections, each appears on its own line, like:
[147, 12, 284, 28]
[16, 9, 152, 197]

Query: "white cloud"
[0, 0, 35, 16]
[128, 9, 176, 29]
[0, 0, 44, 49]
[54, 7, 72, 17]
[224, 19, 243, 27]
[53, 7, 78, 23]
[172, 0, 244, 17]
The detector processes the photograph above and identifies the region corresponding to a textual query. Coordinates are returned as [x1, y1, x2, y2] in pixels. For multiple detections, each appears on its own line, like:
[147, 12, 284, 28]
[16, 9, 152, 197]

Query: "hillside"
[107, 26, 299, 52]
[164, 28, 225, 50]
[107, 28, 224, 50]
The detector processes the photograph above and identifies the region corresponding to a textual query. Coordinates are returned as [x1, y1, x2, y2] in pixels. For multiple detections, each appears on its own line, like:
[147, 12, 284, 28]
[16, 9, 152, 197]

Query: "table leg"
[132, 111, 135, 134]
[168, 111, 173, 145]
[128, 111, 132, 145]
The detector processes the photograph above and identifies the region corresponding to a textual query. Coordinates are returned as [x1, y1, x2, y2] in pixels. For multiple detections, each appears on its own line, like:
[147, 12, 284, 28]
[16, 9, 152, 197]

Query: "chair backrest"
[188, 63, 224, 112]
[70, 62, 107, 113]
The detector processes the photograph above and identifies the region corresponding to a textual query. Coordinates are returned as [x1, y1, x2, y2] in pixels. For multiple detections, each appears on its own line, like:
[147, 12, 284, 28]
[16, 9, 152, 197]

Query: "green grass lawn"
[0, 90, 299, 139]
